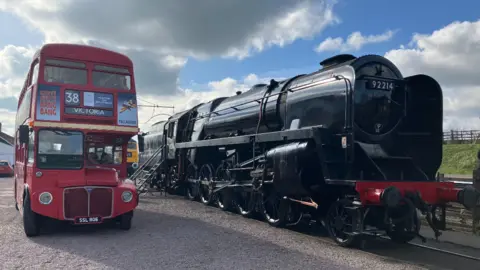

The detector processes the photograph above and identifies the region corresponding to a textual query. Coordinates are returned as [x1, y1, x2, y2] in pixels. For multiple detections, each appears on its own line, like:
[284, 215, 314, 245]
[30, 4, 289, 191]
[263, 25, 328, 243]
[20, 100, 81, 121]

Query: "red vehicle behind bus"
[14, 43, 140, 237]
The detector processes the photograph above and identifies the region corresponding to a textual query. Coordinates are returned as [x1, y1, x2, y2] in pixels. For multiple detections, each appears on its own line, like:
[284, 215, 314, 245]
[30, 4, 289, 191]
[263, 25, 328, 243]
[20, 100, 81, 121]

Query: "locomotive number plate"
[366, 79, 394, 91]
[74, 216, 102, 224]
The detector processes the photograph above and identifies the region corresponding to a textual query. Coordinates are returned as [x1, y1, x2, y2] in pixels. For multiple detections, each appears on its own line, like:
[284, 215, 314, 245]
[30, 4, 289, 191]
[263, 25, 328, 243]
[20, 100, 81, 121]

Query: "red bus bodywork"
[14, 43, 139, 236]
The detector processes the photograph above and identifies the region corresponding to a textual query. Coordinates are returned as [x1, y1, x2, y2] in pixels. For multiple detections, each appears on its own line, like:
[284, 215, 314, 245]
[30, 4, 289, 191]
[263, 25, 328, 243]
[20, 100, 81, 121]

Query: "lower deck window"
[37, 130, 84, 169]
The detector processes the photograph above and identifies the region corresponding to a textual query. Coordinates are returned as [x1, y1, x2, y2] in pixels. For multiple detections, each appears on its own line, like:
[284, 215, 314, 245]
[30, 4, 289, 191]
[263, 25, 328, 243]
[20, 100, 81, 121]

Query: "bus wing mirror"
[19, 125, 29, 144]
[137, 135, 144, 152]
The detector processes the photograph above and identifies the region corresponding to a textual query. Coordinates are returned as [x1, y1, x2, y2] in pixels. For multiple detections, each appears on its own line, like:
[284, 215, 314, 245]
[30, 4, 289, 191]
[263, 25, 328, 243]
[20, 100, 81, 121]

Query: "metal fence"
[443, 130, 480, 144]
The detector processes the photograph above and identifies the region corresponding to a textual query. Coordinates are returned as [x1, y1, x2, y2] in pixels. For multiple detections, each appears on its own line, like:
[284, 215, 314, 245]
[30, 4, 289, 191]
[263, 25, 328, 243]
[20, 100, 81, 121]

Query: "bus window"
[87, 144, 123, 165]
[44, 59, 87, 85]
[30, 62, 39, 86]
[37, 130, 84, 169]
[92, 65, 131, 90]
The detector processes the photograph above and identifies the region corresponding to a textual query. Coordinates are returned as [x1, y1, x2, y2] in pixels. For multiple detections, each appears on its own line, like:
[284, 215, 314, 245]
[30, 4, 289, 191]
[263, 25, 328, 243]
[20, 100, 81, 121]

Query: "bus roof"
[34, 43, 133, 67]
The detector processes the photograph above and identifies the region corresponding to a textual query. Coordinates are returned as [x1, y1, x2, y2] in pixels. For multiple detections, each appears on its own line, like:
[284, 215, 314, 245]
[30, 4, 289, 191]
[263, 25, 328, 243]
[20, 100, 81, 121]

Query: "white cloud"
[1, 1, 479, 136]
[0, 0, 338, 135]
[0, 45, 36, 99]
[315, 30, 396, 52]
[385, 19, 480, 131]
[0, 108, 17, 135]
[0, 0, 338, 60]
[137, 74, 284, 132]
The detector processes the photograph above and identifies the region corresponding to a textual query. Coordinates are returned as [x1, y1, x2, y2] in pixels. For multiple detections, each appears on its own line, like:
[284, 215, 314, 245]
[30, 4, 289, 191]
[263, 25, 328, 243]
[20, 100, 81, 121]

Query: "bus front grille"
[89, 188, 113, 217]
[63, 187, 113, 219]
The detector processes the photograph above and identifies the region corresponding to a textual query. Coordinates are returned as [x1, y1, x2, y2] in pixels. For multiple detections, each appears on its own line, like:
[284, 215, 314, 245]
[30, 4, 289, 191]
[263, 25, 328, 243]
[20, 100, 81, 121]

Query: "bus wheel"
[14, 184, 18, 211]
[119, 211, 133, 230]
[23, 193, 40, 237]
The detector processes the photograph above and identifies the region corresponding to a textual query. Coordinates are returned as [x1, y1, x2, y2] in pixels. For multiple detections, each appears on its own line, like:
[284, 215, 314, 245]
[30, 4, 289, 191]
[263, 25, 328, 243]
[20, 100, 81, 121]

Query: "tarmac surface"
[1, 177, 479, 270]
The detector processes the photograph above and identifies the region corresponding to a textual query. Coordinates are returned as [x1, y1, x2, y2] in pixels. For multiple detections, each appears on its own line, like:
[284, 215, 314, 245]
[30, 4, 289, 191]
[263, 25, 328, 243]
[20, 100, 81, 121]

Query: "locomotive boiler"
[135, 53, 480, 247]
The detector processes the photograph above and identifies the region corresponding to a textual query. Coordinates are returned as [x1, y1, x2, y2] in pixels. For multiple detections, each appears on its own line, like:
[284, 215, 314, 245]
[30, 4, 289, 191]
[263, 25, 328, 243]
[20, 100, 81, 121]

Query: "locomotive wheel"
[234, 189, 256, 218]
[166, 167, 179, 195]
[325, 199, 361, 247]
[386, 210, 421, 244]
[215, 161, 234, 211]
[184, 164, 199, 201]
[199, 164, 215, 205]
[261, 187, 301, 228]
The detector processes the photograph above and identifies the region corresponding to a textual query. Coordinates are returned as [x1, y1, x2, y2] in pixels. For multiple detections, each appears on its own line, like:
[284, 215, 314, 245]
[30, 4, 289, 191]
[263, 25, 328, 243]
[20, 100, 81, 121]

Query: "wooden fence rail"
[443, 130, 480, 144]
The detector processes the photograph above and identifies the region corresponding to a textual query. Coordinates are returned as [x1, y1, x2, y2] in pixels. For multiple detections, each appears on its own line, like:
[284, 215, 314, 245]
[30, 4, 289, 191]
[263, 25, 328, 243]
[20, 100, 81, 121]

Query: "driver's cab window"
[167, 122, 175, 138]
[87, 144, 122, 165]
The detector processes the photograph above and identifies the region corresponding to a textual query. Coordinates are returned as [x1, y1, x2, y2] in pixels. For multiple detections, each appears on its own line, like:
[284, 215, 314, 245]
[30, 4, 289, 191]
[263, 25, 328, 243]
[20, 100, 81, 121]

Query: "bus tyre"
[23, 194, 40, 237]
[119, 211, 133, 230]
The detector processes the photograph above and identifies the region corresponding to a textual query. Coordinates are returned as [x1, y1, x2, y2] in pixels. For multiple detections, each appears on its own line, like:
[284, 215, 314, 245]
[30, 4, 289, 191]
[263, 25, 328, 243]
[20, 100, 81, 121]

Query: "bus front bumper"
[29, 182, 138, 223]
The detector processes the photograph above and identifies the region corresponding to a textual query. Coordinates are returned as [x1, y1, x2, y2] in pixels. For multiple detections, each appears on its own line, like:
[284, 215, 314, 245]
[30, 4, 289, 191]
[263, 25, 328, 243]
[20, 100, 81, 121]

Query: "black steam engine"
[135, 54, 479, 247]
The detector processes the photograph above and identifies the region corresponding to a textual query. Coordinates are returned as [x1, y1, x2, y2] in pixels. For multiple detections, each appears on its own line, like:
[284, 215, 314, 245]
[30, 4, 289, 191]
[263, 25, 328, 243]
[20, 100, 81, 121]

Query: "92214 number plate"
[366, 79, 395, 91]
[74, 216, 102, 224]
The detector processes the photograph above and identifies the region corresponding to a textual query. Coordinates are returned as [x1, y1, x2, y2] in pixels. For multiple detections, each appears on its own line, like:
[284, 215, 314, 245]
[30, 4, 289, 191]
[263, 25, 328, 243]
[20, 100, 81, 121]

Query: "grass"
[438, 143, 480, 175]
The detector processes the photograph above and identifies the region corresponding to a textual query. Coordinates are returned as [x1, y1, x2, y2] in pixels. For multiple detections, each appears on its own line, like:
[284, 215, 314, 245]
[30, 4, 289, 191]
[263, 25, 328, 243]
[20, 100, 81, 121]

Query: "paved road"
[0, 177, 478, 270]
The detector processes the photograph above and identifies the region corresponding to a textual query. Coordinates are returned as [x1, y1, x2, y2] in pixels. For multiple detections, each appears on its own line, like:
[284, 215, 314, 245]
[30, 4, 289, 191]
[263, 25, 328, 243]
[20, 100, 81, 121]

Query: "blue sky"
[0, 0, 479, 133]
[2, 0, 478, 90]
[179, 0, 480, 89]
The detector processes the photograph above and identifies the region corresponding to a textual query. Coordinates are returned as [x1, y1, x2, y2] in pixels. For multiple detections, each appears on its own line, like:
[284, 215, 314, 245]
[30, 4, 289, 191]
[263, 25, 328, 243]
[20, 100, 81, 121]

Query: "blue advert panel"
[117, 93, 138, 126]
[83, 92, 114, 108]
[36, 84, 60, 121]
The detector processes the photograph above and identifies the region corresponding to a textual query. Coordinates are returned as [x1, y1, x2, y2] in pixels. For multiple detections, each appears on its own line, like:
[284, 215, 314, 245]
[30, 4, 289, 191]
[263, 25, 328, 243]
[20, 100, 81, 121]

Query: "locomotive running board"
[174, 125, 330, 149]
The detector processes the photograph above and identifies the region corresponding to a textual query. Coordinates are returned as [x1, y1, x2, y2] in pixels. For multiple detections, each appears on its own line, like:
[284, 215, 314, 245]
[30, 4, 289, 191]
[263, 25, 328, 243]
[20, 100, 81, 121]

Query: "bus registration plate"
[75, 216, 102, 224]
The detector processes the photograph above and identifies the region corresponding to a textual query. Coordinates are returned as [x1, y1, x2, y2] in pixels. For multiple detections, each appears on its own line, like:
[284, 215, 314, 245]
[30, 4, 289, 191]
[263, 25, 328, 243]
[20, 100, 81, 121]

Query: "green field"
[438, 143, 480, 175]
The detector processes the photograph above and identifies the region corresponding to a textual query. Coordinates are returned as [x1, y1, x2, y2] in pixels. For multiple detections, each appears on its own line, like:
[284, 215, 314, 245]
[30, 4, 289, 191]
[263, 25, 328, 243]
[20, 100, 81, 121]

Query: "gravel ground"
[0, 177, 478, 270]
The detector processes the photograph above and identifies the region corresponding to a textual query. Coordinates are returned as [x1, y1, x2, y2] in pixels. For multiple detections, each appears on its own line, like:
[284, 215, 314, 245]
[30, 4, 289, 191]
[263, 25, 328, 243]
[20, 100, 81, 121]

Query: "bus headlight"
[39, 192, 53, 205]
[122, 191, 133, 203]
[132, 163, 139, 169]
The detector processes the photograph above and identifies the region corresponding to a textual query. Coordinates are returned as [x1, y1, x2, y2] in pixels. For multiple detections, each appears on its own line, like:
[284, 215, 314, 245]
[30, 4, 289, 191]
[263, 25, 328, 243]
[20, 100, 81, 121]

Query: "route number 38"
[65, 90, 80, 105]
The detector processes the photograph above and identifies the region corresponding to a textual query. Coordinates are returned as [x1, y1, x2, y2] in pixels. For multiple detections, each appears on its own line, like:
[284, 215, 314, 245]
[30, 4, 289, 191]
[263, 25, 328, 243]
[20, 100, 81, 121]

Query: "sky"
[0, 0, 479, 136]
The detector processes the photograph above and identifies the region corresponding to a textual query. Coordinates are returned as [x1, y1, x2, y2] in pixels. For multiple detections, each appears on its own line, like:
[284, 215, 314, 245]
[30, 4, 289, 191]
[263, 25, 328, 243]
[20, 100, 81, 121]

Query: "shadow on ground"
[25, 193, 480, 270]
[28, 209, 349, 270]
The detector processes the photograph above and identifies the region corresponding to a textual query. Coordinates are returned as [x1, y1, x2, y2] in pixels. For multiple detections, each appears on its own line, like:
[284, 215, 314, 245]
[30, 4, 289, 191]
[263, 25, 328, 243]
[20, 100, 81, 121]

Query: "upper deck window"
[44, 59, 87, 85]
[92, 64, 131, 90]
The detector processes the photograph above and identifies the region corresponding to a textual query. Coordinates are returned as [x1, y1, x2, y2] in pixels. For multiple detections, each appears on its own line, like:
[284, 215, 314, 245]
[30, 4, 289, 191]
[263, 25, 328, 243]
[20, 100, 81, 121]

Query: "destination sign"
[84, 92, 113, 108]
[65, 107, 113, 117]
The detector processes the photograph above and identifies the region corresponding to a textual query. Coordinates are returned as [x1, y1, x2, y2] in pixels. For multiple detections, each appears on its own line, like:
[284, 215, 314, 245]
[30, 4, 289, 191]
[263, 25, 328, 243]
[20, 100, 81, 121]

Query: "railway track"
[406, 241, 480, 261]
[301, 220, 480, 265]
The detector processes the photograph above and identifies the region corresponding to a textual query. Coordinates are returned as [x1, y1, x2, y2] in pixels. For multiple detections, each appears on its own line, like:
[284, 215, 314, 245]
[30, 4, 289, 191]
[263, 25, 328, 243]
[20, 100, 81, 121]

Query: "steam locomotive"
[136, 54, 479, 247]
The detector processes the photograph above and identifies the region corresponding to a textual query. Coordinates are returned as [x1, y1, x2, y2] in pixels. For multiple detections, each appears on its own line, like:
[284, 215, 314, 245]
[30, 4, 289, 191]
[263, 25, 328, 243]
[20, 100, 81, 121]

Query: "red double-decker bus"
[14, 43, 140, 236]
